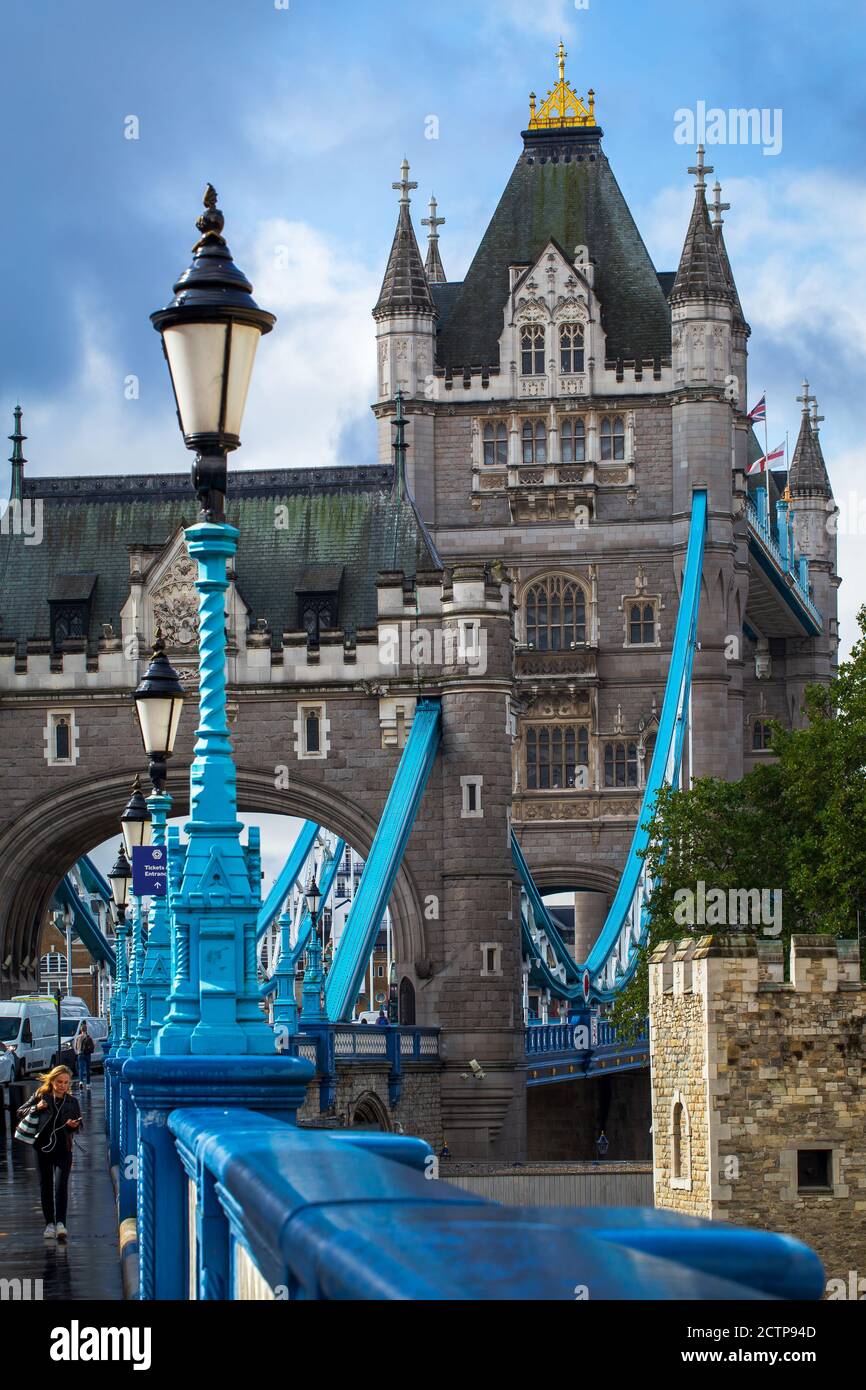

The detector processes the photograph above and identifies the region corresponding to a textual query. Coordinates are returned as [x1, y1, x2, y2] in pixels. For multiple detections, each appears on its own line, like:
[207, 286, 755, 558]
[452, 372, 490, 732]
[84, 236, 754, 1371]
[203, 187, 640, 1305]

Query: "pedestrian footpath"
[0, 1078, 123, 1300]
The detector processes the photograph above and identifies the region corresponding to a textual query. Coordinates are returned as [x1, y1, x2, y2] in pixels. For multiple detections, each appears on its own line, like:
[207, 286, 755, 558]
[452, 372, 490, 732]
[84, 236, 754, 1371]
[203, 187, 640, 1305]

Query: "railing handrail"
[166, 1107, 824, 1302]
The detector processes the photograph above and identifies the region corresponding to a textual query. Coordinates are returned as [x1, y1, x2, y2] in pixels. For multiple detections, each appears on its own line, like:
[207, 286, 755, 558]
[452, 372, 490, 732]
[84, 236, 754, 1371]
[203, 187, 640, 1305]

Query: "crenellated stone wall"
[649, 933, 866, 1284]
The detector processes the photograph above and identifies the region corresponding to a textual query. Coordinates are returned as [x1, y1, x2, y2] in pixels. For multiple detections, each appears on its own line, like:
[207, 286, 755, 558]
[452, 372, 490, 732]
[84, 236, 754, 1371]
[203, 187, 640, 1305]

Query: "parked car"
[0, 1000, 59, 1078]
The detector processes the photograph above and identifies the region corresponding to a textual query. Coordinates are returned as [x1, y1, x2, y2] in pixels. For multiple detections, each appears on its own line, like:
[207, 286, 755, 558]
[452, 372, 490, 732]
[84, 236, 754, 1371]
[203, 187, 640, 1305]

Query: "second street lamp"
[121, 775, 153, 858]
[133, 633, 185, 793]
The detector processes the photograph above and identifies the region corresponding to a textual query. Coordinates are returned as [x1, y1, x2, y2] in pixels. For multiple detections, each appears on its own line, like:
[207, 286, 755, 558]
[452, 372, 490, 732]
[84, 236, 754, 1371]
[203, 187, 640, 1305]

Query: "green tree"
[611, 607, 866, 1037]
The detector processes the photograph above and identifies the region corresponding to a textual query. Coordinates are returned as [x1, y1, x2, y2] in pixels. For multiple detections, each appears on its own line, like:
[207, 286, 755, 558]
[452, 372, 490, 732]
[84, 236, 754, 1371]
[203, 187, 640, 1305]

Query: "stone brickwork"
[297, 1066, 443, 1152]
[649, 934, 866, 1282]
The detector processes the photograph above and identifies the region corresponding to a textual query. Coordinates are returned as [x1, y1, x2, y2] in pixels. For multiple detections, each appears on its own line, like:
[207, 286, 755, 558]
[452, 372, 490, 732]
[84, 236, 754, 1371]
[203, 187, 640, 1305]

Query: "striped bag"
[14, 1102, 41, 1146]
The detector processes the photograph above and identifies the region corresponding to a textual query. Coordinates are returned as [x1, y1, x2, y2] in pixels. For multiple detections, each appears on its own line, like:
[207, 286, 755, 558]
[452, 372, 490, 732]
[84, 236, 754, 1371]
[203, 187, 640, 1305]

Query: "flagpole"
[763, 387, 770, 493]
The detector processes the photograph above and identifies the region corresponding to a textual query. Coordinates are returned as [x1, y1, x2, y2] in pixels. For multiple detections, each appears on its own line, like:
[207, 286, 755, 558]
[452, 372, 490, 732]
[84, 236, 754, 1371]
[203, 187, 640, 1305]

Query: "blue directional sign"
[132, 845, 168, 898]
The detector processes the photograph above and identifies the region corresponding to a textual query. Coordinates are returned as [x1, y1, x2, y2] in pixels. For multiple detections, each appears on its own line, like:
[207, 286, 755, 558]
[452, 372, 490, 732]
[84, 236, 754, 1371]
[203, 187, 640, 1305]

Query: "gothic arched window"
[560, 417, 586, 464]
[521, 420, 547, 465]
[559, 323, 585, 374]
[526, 724, 590, 790]
[520, 325, 546, 375]
[600, 415, 625, 461]
[604, 742, 638, 788]
[482, 421, 508, 466]
[525, 576, 586, 650]
[629, 603, 657, 645]
[753, 719, 773, 751]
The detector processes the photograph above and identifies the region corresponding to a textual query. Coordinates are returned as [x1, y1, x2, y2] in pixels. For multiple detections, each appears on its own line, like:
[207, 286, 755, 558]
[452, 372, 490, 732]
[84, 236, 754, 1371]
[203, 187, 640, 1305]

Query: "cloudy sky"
[1, 0, 861, 656]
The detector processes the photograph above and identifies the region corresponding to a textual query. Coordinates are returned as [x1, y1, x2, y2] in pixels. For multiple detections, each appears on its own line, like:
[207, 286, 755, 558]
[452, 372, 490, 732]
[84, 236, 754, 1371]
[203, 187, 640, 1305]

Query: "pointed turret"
[789, 382, 831, 497]
[671, 149, 732, 304]
[710, 181, 745, 324]
[8, 405, 26, 503]
[421, 195, 447, 285]
[373, 160, 435, 317]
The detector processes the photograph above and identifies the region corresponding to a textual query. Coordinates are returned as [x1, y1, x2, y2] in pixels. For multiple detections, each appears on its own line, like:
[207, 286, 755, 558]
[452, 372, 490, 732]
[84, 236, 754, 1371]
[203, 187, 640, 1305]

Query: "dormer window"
[560, 418, 586, 464]
[483, 421, 508, 466]
[48, 573, 97, 652]
[522, 420, 547, 464]
[559, 324, 585, 374]
[294, 566, 344, 645]
[600, 415, 625, 461]
[521, 325, 545, 375]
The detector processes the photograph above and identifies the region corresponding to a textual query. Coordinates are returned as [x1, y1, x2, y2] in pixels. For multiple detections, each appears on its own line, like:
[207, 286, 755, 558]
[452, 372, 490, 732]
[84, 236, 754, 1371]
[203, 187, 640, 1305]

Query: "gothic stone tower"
[371, 46, 839, 1002]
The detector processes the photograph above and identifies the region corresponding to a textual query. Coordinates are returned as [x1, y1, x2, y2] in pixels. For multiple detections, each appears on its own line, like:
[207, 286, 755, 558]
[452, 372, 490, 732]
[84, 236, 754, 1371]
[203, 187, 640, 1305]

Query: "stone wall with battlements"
[649, 934, 866, 1283]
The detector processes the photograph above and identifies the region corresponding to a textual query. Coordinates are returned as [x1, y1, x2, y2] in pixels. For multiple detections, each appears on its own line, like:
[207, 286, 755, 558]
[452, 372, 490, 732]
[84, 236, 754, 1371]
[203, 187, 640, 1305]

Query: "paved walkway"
[0, 1078, 123, 1300]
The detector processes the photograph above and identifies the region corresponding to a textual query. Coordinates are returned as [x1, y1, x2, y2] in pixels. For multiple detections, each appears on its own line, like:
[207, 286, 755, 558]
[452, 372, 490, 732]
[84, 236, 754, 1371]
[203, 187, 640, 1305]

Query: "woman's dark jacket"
[17, 1092, 83, 1154]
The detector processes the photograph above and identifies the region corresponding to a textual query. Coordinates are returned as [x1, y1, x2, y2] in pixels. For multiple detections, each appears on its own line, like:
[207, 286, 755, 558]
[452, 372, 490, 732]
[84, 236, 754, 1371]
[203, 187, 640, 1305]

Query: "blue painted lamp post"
[131, 635, 184, 1051]
[105, 843, 132, 1172]
[124, 186, 314, 1300]
[300, 871, 328, 1024]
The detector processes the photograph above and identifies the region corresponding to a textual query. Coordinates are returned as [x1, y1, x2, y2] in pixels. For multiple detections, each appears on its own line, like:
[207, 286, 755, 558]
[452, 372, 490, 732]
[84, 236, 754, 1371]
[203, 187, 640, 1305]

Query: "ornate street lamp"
[150, 184, 275, 521]
[108, 843, 132, 922]
[305, 871, 322, 922]
[121, 775, 153, 857]
[132, 633, 185, 792]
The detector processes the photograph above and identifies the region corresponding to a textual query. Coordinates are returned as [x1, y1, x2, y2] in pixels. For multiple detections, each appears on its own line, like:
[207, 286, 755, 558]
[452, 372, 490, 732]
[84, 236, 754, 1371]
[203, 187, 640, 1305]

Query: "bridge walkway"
[0, 1078, 122, 1300]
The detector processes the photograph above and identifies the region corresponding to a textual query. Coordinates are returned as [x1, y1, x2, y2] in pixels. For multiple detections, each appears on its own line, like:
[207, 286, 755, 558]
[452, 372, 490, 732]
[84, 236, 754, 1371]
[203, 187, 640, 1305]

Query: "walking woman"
[16, 1065, 83, 1241]
[73, 1020, 95, 1090]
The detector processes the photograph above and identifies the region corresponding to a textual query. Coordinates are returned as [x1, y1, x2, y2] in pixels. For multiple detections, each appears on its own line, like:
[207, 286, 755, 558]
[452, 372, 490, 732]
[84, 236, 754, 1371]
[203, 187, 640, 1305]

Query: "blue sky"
[1, 0, 863, 655]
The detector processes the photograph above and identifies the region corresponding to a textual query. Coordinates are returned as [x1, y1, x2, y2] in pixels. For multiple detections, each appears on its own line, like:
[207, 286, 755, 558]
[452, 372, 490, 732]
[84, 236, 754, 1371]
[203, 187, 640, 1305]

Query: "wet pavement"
[0, 1077, 123, 1300]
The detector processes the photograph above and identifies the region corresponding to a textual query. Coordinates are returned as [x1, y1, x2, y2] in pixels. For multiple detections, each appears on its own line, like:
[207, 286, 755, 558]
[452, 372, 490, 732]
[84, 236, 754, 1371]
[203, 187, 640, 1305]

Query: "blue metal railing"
[256, 820, 319, 941]
[513, 491, 707, 1006]
[324, 700, 441, 1021]
[53, 872, 116, 971]
[745, 495, 821, 626]
[165, 1106, 824, 1301]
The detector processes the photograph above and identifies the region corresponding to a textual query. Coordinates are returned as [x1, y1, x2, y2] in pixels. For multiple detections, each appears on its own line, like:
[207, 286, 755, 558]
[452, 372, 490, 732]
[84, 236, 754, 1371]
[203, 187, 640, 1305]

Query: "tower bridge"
[0, 47, 841, 1302]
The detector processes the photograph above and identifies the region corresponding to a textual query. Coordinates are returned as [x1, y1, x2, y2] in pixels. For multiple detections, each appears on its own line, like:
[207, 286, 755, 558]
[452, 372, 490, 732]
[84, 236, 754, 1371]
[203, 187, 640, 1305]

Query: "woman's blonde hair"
[35, 1065, 72, 1096]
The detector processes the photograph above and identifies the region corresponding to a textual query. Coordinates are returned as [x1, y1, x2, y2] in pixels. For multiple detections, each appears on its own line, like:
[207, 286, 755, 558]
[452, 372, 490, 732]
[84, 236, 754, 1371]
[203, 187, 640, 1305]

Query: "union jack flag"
[748, 394, 767, 423]
[747, 442, 786, 474]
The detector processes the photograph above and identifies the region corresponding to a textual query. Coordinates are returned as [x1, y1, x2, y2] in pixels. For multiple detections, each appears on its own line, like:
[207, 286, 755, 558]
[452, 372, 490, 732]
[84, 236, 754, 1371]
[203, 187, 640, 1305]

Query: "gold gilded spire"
[528, 41, 596, 129]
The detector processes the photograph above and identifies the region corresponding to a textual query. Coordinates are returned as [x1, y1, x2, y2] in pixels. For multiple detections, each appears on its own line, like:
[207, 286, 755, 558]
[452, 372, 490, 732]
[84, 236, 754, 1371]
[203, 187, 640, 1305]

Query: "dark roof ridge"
[24, 465, 397, 501]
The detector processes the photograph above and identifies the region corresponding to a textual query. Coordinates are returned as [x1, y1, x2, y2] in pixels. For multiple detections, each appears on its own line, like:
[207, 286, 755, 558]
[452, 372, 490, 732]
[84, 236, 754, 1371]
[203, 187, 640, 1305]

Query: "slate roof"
[434, 128, 672, 371]
[374, 204, 435, 318]
[788, 412, 831, 497]
[714, 225, 746, 324]
[671, 189, 732, 304]
[0, 467, 439, 655]
[424, 237, 447, 285]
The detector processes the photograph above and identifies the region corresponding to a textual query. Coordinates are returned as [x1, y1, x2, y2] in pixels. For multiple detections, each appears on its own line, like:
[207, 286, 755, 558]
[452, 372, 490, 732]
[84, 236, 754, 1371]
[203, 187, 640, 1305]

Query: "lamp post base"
[125, 1054, 314, 1300]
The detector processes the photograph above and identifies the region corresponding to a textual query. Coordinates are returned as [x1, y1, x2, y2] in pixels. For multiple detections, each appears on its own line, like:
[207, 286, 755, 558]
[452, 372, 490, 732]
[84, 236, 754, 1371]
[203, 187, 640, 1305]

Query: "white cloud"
[641, 170, 866, 657]
[16, 218, 381, 481]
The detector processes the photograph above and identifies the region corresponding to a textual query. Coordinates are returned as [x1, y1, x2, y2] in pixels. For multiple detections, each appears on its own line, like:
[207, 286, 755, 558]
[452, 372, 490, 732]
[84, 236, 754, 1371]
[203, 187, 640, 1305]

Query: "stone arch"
[349, 1089, 392, 1132]
[0, 763, 428, 995]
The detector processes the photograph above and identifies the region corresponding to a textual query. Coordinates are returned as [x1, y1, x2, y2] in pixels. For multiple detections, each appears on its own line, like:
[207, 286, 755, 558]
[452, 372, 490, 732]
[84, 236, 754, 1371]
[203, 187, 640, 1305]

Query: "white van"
[0, 1001, 59, 1078]
[61, 1013, 108, 1071]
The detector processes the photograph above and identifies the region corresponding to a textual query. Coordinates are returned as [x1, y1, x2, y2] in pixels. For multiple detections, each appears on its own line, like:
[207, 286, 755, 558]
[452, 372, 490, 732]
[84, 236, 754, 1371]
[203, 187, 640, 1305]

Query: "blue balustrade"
[163, 1107, 824, 1301]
